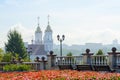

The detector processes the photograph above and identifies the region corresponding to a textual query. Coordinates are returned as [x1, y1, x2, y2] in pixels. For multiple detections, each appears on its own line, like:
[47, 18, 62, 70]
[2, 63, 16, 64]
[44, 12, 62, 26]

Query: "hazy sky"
[0, 0, 120, 47]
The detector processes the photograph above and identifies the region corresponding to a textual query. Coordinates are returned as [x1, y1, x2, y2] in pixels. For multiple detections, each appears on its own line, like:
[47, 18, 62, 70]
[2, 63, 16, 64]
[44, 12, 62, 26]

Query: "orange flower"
[0, 70, 120, 80]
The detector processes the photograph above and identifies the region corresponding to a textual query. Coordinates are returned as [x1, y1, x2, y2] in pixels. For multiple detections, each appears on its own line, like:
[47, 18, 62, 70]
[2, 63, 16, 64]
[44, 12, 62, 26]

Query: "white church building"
[26, 16, 53, 61]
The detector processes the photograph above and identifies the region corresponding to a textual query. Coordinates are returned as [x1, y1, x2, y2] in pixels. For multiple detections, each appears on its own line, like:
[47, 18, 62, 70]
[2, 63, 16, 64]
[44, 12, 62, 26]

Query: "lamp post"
[57, 35, 65, 57]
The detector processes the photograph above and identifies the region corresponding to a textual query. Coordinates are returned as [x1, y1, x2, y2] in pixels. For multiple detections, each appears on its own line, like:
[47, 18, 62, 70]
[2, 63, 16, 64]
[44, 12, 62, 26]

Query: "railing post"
[47, 51, 57, 69]
[34, 57, 41, 70]
[41, 57, 47, 70]
[82, 49, 94, 65]
[108, 47, 120, 69]
[108, 47, 116, 68]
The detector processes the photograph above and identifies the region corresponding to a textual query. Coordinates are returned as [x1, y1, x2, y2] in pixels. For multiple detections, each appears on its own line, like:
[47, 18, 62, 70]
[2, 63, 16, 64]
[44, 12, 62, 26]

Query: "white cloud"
[0, 24, 35, 48]
[10, 24, 35, 43]
[1, 0, 120, 47]
[1, 23, 120, 48]
[53, 28, 120, 45]
[0, 32, 7, 48]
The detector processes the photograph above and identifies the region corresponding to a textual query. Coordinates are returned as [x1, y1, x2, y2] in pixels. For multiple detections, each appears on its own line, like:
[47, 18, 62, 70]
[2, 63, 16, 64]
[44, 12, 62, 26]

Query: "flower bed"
[0, 70, 120, 80]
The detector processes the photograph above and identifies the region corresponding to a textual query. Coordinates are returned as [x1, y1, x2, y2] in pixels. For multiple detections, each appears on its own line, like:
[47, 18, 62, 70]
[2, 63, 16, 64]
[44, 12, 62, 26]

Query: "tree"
[66, 52, 74, 63]
[95, 49, 106, 62]
[66, 52, 73, 56]
[0, 48, 4, 54]
[2, 52, 12, 62]
[5, 30, 27, 59]
[2, 52, 19, 62]
[0, 48, 4, 62]
[96, 49, 104, 55]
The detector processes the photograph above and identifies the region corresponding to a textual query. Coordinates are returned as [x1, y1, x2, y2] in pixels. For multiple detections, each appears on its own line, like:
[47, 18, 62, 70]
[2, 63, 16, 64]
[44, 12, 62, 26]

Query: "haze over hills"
[53, 39, 120, 56]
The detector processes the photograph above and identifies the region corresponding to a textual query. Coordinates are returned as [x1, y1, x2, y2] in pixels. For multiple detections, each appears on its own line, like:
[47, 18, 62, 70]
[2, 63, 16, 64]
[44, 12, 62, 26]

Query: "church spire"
[37, 16, 40, 27]
[45, 15, 52, 32]
[31, 35, 34, 44]
[35, 16, 42, 44]
[48, 15, 50, 25]
[35, 16, 42, 33]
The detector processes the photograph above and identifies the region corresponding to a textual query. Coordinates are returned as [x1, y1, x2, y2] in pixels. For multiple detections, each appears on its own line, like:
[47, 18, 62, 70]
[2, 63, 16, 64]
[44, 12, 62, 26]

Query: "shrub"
[3, 64, 31, 72]
[17, 64, 31, 71]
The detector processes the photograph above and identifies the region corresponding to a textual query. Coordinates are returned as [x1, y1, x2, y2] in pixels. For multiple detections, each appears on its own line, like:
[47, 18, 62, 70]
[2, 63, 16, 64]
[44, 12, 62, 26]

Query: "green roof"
[45, 24, 52, 32]
[35, 26, 42, 33]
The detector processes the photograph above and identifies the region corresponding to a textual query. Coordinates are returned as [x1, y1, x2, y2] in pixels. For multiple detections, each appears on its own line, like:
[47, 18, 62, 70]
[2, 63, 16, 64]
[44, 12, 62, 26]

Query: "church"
[27, 16, 53, 61]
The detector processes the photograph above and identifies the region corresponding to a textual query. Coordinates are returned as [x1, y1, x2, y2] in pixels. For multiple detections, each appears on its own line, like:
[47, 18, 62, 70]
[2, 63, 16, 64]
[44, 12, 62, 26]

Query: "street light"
[57, 35, 65, 57]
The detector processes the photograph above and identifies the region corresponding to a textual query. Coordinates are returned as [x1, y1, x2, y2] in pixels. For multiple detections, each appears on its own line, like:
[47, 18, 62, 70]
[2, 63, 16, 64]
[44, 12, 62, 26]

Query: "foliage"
[96, 49, 104, 55]
[0, 48, 4, 54]
[5, 29, 27, 59]
[66, 52, 73, 56]
[3, 64, 31, 72]
[0, 53, 3, 62]
[95, 49, 106, 62]
[1, 52, 13, 62]
[66, 52, 74, 62]
[0, 48, 4, 62]
[1, 52, 19, 62]
[23, 58, 30, 62]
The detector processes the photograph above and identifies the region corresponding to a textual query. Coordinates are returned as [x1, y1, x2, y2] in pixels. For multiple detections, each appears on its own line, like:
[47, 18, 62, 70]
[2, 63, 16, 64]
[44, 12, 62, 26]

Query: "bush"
[3, 64, 31, 72]
[17, 64, 31, 71]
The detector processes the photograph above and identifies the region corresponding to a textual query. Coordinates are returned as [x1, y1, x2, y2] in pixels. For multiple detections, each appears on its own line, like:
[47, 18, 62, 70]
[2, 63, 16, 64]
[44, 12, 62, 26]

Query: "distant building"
[27, 16, 53, 61]
[112, 39, 118, 45]
[85, 43, 102, 47]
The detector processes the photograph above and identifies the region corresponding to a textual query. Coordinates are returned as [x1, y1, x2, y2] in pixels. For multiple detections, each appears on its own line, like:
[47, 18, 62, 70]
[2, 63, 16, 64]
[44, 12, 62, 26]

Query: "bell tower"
[44, 15, 53, 52]
[35, 17, 42, 44]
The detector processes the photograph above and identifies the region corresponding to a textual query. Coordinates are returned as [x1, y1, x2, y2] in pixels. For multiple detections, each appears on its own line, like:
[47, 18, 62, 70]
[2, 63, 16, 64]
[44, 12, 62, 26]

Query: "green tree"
[0, 48, 4, 62]
[66, 52, 74, 63]
[5, 30, 27, 59]
[95, 49, 106, 62]
[66, 52, 73, 56]
[0, 48, 4, 54]
[1, 52, 19, 62]
[96, 49, 104, 55]
[1, 52, 12, 62]
[0, 53, 3, 62]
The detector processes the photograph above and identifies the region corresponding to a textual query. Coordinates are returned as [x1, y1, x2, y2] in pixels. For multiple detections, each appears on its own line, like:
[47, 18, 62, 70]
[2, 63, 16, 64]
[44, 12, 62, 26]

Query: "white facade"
[35, 26, 42, 44]
[44, 30, 53, 52]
